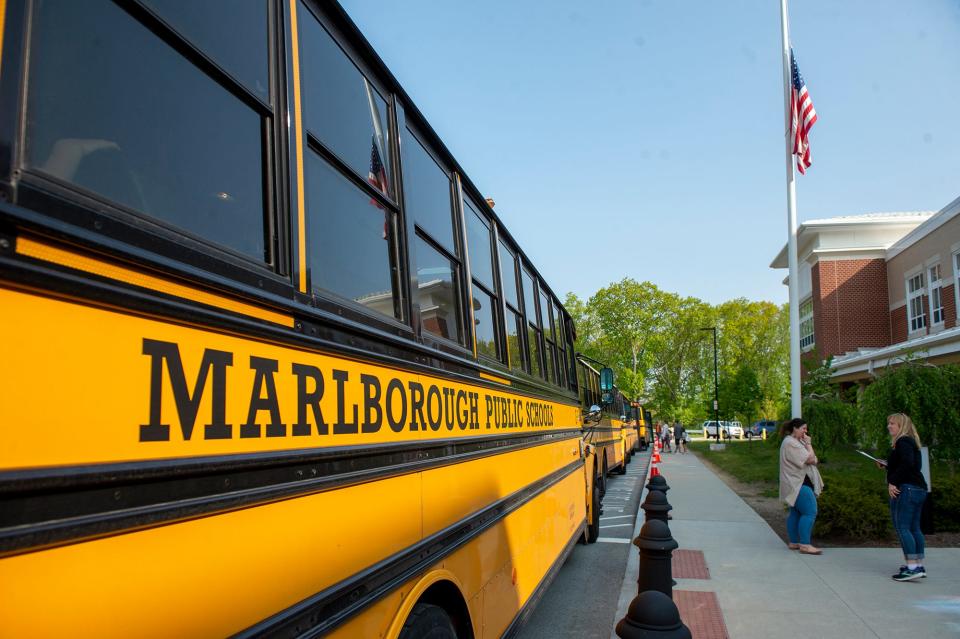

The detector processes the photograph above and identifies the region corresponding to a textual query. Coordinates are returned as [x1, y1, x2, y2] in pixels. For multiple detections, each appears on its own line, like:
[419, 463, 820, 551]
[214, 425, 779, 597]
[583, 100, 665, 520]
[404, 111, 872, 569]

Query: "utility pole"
[700, 327, 720, 442]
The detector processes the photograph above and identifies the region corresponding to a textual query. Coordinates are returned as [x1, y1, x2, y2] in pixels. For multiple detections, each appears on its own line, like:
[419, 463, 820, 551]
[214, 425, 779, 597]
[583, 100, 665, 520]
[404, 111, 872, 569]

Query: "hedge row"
[859, 362, 960, 463]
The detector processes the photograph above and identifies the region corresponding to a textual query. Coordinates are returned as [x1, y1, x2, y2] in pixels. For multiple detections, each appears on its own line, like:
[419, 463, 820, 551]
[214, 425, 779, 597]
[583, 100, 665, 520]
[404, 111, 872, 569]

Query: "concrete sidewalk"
[613, 448, 960, 639]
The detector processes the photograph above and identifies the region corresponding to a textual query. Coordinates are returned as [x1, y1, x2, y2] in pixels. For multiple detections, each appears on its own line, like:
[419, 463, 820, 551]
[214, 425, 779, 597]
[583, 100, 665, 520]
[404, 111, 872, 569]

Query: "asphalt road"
[517, 450, 650, 639]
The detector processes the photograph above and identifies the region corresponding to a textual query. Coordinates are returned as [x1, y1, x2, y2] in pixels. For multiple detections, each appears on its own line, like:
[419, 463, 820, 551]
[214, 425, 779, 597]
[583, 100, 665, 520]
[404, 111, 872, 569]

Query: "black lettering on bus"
[515, 399, 524, 427]
[484, 395, 494, 428]
[140, 339, 232, 442]
[443, 387, 455, 430]
[500, 396, 509, 428]
[361, 374, 382, 433]
[386, 378, 407, 432]
[332, 369, 358, 434]
[427, 385, 442, 431]
[242, 356, 284, 438]
[291, 363, 327, 436]
[455, 390, 467, 430]
[469, 392, 479, 429]
[408, 381, 425, 431]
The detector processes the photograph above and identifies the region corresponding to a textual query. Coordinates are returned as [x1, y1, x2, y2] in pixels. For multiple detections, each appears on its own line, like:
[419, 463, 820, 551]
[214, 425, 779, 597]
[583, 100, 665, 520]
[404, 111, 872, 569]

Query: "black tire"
[745, 431, 754, 440]
[599, 457, 608, 497]
[399, 603, 457, 639]
[586, 484, 601, 543]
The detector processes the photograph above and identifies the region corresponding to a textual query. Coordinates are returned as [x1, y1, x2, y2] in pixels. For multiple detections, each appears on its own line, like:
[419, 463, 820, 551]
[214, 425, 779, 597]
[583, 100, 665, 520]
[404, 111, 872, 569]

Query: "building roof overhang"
[831, 325, 960, 383]
[770, 212, 935, 270]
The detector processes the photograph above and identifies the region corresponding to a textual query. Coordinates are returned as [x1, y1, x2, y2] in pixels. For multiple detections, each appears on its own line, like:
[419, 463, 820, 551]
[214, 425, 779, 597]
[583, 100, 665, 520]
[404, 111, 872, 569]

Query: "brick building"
[770, 196, 960, 385]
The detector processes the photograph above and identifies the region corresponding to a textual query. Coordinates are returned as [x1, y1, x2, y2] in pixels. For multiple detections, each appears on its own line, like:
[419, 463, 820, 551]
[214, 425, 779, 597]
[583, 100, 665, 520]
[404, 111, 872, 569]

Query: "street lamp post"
[700, 327, 720, 442]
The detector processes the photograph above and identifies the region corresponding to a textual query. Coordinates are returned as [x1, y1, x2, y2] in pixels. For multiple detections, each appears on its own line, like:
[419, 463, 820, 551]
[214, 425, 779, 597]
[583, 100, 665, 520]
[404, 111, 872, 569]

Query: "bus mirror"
[601, 391, 613, 406]
[584, 405, 601, 423]
[599, 367, 614, 392]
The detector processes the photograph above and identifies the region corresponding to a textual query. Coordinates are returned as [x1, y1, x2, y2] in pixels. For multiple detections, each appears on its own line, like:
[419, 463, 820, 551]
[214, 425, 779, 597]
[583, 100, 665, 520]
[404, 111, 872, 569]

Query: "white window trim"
[905, 268, 926, 336]
[799, 297, 815, 352]
[928, 263, 944, 330]
[954, 250, 960, 328]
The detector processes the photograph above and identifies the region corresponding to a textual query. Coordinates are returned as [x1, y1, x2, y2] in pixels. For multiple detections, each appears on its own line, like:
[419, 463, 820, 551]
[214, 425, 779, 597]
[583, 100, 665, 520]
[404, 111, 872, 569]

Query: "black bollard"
[615, 590, 692, 639]
[640, 489, 672, 523]
[635, 518, 679, 598]
[645, 474, 670, 494]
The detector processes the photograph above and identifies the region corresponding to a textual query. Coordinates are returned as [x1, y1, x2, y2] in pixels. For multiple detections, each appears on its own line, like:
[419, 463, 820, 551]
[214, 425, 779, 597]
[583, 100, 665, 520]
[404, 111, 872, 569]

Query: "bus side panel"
[329, 469, 586, 639]
[0, 473, 422, 638]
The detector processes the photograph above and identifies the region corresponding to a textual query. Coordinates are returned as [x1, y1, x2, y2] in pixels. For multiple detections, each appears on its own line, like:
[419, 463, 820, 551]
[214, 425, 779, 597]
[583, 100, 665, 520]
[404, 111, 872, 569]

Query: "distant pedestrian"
[881, 413, 928, 582]
[674, 422, 686, 454]
[660, 423, 672, 453]
[779, 418, 823, 555]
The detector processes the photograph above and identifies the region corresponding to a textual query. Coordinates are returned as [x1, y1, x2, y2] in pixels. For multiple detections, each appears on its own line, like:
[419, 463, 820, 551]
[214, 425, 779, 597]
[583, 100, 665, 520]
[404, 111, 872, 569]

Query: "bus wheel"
[586, 484, 601, 543]
[399, 603, 458, 639]
[599, 458, 608, 497]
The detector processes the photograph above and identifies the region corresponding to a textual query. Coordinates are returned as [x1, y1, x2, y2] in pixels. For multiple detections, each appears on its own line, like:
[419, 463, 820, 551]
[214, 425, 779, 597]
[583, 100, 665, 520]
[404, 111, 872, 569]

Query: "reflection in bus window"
[305, 156, 398, 318]
[300, 9, 392, 196]
[505, 307, 523, 370]
[472, 289, 498, 360]
[142, 0, 270, 101]
[25, 0, 266, 261]
[415, 237, 461, 343]
[403, 132, 455, 254]
[465, 203, 495, 290]
[498, 240, 520, 308]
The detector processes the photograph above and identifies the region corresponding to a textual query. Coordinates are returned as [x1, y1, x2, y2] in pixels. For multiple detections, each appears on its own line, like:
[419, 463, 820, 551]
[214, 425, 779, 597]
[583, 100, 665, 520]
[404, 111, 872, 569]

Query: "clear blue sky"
[338, 0, 960, 305]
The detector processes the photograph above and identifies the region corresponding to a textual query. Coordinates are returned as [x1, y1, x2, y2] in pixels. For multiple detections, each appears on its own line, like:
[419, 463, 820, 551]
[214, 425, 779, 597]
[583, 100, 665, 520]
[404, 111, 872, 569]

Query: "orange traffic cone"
[652, 451, 661, 464]
[650, 465, 660, 477]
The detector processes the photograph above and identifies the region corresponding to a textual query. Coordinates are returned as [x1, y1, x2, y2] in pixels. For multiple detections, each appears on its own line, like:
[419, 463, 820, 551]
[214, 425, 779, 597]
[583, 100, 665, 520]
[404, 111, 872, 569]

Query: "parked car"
[726, 420, 744, 438]
[747, 419, 778, 439]
[701, 420, 742, 439]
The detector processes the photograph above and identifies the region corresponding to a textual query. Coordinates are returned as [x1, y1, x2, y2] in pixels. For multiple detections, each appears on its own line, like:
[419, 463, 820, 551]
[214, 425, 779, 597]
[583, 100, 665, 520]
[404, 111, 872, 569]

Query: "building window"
[929, 264, 944, 326]
[799, 298, 814, 350]
[955, 252, 960, 324]
[906, 272, 926, 332]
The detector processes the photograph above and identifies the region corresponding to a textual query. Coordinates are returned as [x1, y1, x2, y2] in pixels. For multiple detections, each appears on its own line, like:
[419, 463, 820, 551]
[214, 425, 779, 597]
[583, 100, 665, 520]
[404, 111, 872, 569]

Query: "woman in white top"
[779, 418, 824, 555]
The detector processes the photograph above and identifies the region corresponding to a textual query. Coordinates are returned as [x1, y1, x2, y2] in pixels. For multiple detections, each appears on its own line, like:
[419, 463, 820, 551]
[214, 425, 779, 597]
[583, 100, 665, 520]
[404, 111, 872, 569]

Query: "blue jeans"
[890, 484, 926, 561]
[787, 485, 817, 545]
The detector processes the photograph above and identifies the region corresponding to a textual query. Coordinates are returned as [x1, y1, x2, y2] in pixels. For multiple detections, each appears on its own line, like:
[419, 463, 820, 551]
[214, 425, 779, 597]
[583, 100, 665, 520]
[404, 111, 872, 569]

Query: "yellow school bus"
[575, 359, 629, 491]
[0, 1, 603, 636]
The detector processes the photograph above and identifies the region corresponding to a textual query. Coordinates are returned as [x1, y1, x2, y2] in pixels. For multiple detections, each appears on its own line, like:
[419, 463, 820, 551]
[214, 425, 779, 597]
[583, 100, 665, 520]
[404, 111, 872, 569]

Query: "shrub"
[859, 362, 960, 462]
[931, 473, 960, 532]
[801, 398, 858, 453]
[814, 474, 891, 540]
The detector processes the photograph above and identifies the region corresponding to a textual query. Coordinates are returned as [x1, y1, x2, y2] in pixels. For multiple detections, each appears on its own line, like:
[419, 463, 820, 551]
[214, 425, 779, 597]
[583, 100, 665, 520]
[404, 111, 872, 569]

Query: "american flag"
[790, 49, 817, 175]
[367, 136, 389, 239]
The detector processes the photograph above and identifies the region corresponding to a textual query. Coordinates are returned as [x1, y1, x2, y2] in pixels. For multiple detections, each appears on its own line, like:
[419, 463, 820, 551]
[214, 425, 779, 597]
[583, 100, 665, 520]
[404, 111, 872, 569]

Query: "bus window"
[299, 9, 393, 198]
[142, 0, 270, 102]
[505, 307, 524, 370]
[304, 156, 400, 318]
[540, 290, 557, 384]
[300, 8, 401, 319]
[464, 199, 501, 361]
[498, 240, 524, 370]
[25, 0, 269, 262]
[413, 236, 462, 343]
[402, 128, 465, 344]
[521, 269, 544, 378]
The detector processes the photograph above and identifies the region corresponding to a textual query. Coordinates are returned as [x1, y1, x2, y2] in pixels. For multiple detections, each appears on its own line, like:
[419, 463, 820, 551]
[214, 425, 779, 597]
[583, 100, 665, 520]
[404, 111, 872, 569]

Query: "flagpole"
[779, 0, 802, 419]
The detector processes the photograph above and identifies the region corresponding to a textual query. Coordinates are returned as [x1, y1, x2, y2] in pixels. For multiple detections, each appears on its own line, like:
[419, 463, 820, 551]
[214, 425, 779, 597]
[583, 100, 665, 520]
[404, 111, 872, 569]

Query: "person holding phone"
[779, 418, 823, 554]
[882, 413, 928, 582]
